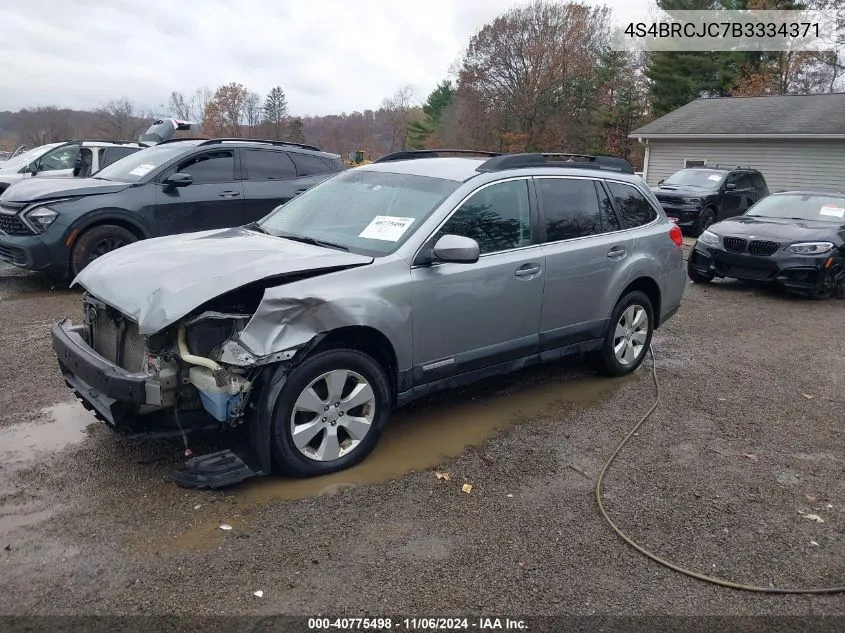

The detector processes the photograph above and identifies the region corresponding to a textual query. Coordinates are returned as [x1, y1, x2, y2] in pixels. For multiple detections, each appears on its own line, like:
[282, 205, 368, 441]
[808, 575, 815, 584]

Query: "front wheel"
[693, 208, 716, 237]
[70, 224, 138, 276]
[687, 255, 713, 284]
[590, 291, 654, 377]
[271, 348, 392, 477]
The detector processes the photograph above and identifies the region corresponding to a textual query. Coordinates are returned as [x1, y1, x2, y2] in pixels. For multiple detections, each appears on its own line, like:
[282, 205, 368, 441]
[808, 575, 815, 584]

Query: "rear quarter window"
[606, 181, 659, 229]
[290, 153, 334, 176]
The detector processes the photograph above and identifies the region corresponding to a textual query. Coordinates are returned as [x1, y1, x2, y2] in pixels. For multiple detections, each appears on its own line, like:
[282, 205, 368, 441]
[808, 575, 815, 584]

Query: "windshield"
[746, 193, 845, 223]
[94, 143, 196, 182]
[662, 169, 726, 188]
[258, 169, 460, 256]
[0, 144, 61, 171]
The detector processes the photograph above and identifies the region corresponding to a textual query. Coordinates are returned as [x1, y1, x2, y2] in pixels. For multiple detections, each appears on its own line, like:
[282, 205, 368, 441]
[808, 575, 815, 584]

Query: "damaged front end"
[52, 279, 342, 488]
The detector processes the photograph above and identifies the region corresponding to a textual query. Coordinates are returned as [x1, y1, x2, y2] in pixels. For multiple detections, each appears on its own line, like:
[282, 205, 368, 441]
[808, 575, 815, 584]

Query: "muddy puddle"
[0, 402, 93, 534]
[0, 402, 92, 465]
[166, 369, 633, 551]
[242, 373, 629, 503]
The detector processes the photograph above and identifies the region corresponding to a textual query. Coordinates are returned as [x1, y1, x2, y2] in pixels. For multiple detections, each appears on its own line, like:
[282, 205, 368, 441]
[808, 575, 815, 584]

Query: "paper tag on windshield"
[819, 205, 845, 218]
[707, 174, 721, 181]
[358, 216, 415, 241]
[129, 163, 155, 177]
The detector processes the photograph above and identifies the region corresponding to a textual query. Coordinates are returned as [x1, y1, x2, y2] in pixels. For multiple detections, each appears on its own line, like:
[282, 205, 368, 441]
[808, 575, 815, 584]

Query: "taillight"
[669, 225, 683, 246]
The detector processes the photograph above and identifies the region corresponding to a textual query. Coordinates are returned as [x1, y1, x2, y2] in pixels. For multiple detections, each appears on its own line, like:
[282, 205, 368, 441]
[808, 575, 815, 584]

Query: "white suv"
[0, 140, 144, 194]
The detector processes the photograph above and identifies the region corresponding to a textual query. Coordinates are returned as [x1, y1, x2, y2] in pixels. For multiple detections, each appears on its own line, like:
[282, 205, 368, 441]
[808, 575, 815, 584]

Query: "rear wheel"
[70, 224, 137, 276]
[271, 348, 392, 477]
[590, 291, 654, 377]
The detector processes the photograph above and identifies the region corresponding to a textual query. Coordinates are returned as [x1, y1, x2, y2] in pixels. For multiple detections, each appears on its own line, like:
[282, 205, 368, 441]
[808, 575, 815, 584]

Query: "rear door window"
[242, 149, 297, 180]
[99, 146, 139, 169]
[536, 177, 607, 241]
[606, 182, 659, 229]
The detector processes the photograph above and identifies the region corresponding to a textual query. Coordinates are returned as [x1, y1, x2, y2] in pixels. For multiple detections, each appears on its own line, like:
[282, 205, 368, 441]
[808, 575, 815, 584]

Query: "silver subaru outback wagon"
[51, 150, 686, 487]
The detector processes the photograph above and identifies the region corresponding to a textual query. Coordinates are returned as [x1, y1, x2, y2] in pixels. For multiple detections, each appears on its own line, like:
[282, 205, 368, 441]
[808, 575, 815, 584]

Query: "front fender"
[227, 261, 413, 371]
[69, 207, 153, 238]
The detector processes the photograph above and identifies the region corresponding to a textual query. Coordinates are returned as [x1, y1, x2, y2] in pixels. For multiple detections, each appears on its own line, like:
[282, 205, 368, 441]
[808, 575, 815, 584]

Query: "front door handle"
[515, 263, 541, 278]
[607, 246, 626, 260]
[218, 190, 241, 198]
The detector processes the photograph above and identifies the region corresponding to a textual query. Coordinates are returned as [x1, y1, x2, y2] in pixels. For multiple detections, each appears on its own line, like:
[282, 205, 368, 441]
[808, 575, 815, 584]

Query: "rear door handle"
[293, 188, 308, 196]
[515, 263, 541, 278]
[218, 190, 241, 198]
[607, 246, 626, 260]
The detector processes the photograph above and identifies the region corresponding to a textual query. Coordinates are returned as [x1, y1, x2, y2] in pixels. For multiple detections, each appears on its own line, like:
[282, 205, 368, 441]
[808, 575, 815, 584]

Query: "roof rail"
[374, 149, 502, 163]
[477, 153, 635, 175]
[91, 139, 139, 145]
[197, 138, 322, 152]
[704, 162, 751, 170]
[155, 137, 210, 145]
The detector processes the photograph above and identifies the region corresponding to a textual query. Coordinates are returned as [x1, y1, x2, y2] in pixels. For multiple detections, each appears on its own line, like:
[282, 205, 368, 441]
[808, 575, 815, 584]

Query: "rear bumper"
[689, 244, 834, 291]
[51, 318, 155, 430]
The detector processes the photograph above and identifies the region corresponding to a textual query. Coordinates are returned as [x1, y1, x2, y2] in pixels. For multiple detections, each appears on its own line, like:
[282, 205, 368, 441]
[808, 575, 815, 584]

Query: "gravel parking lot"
[1, 242, 844, 618]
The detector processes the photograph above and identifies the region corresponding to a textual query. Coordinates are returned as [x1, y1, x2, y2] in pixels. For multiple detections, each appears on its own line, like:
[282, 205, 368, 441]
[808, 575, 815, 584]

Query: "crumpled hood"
[712, 215, 845, 242]
[1, 177, 131, 202]
[73, 226, 374, 334]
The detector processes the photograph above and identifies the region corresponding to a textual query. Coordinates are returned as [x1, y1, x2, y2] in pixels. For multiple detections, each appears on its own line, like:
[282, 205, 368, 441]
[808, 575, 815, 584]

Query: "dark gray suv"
[0, 138, 342, 277]
[51, 150, 687, 487]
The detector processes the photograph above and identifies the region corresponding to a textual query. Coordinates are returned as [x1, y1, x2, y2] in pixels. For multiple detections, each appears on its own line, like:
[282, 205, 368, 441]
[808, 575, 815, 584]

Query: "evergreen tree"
[407, 80, 455, 149]
[263, 86, 289, 140]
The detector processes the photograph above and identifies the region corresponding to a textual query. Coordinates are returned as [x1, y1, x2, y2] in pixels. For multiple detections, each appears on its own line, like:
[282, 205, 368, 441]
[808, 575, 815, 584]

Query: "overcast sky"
[1, 0, 653, 116]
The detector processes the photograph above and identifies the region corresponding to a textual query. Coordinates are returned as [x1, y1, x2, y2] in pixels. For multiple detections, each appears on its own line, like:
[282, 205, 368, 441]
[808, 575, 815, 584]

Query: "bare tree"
[457, 0, 610, 150]
[168, 91, 195, 120]
[95, 98, 148, 139]
[209, 82, 249, 136]
[244, 91, 262, 135]
[17, 107, 74, 146]
[381, 85, 416, 151]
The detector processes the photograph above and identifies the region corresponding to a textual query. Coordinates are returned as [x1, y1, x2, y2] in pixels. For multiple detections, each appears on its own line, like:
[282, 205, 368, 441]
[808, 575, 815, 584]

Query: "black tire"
[808, 262, 845, 300]
[70, 224, 138, 276]
[589, 291, 654, 377]
[271, 348, 392, 477]
[687, 255, 713, 284]
[693, 207, 716, 237]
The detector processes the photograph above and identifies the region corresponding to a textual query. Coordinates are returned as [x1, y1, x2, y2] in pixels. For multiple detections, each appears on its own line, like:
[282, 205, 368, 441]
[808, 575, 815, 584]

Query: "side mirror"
[725, 183, 737, 191]
[28, 162, 39, 175]
[162, 172, 193, 188]
[432, 234, 480, 264]
[657, 179, 664, 186]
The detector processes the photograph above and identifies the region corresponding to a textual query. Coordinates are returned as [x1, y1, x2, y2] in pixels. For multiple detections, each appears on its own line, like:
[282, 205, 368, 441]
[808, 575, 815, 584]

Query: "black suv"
[651, 164, 769, 236]
[0, 138, 342, 277]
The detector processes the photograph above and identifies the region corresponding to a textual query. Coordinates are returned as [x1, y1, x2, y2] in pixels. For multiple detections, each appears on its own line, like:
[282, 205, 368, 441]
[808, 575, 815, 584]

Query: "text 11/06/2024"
[307, 617, 528, 630]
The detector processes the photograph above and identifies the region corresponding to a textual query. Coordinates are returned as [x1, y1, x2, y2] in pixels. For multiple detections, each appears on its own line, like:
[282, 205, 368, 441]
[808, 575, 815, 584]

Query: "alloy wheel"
[613, 304, 649, 366]
[88, 237, 128, 263]
[289, 369, 376, 462]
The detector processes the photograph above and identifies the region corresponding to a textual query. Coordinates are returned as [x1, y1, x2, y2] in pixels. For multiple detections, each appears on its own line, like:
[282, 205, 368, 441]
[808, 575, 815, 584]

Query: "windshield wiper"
[277, 232, 349, 252]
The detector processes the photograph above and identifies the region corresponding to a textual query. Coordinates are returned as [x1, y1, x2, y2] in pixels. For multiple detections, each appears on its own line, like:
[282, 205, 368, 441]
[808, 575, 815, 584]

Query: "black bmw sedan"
[687, 191, 845, 299]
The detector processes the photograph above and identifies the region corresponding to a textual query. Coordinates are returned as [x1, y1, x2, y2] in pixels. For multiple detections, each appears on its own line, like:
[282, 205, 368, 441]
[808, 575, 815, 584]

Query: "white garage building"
[630, 93, 845, 192]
